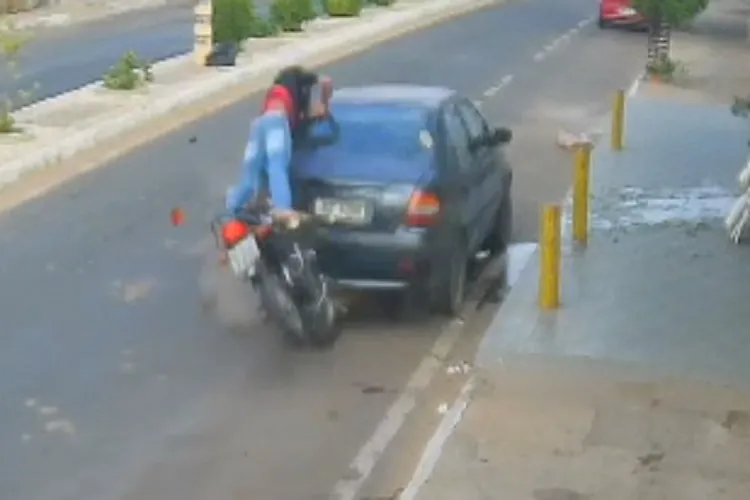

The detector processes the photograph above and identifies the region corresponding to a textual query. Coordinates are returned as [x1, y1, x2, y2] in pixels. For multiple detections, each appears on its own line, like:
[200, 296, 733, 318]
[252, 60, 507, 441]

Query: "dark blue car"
[291, 85, 513, 315]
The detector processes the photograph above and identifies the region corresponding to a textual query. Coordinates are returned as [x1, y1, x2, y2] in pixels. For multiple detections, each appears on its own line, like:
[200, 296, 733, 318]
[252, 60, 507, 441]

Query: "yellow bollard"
[572, 143, 592, 247]
[539, 204, 561, 310]
[611, 89, 625, 151]
[194, 1, 213, 66]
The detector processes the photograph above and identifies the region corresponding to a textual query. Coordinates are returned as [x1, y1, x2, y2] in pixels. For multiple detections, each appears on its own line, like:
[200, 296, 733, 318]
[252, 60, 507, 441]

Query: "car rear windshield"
[305, 102, 431, 160]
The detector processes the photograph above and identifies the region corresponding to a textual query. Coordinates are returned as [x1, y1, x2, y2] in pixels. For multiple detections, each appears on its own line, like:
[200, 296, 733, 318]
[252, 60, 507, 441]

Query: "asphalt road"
[0, 1, 647, 499]
[1, 4, 195, 104]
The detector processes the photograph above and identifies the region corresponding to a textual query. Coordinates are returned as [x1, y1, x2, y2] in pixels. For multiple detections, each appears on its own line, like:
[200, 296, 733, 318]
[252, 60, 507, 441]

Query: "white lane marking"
[534, 18, 592, 63]
[578, 16, 594, 28]
[331, 243, 536, 500]
[398, 243, 538, 500]
[482, 74, 514, 97]
[499, 74, 514, 86]
[398, 378, 475, 500]
[627, 72, 644, 97]
[38, 406, 58, 416]
[329, 316, 466, 500]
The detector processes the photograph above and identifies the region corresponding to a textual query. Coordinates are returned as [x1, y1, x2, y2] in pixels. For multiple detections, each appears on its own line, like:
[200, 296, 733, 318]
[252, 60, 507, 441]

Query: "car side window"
[456, 100, 489, 143]
[442, 104, 472, 172]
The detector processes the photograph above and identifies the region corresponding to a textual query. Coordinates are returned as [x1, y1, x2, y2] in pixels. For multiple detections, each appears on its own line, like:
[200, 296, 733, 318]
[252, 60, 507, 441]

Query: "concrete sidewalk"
[407, 97, 750, 499]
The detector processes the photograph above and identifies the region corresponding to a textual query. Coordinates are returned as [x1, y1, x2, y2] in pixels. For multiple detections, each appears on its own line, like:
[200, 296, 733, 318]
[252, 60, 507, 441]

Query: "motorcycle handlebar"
[211, 209, 326, 239]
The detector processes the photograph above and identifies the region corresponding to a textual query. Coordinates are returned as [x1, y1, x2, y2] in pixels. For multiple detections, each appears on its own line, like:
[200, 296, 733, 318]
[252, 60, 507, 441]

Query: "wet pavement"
[0, 0, 649, 498]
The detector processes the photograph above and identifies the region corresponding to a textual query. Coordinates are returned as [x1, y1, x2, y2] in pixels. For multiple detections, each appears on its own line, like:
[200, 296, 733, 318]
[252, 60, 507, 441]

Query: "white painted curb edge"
[398, 377, 475, 500]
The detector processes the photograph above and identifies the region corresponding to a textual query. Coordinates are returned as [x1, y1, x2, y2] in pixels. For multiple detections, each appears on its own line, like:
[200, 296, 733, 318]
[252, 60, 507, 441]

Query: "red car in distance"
[598, 0, 648, 29]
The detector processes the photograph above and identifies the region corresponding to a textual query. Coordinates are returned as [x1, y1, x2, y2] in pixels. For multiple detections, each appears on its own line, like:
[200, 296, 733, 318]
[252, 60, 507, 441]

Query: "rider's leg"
[260, 110, 293, 211]
[226, 120, 265, 214]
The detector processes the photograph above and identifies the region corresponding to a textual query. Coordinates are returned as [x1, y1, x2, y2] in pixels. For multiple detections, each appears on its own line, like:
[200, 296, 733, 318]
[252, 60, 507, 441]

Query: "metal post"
[611, 89, 625, 151]
[572, 144, 592, 247]
[539, 204, 561, 310]
[194, 1, 213, 66]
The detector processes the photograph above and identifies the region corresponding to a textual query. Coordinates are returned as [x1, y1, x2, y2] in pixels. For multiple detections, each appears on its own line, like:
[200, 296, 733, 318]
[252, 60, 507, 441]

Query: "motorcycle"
[210, 206, 342, 348]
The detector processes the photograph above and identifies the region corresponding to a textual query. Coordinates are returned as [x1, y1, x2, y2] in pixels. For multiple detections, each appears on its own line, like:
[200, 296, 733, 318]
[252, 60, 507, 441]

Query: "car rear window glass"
[305, 102, 431, 160]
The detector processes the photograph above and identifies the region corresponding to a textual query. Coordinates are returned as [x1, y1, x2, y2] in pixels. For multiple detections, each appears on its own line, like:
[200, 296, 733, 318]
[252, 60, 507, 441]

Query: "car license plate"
[227, 235, 260, 277]
[314, 198, 372, 225]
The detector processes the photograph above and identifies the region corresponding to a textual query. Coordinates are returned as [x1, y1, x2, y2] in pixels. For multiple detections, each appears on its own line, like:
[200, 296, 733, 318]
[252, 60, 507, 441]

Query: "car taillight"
[222, 220, 250, 247]
[405, 190, 441, 227]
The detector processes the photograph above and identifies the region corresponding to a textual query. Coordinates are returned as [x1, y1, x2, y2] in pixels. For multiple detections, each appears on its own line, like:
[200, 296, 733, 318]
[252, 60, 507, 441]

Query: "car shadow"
[336, 251, 510, 330]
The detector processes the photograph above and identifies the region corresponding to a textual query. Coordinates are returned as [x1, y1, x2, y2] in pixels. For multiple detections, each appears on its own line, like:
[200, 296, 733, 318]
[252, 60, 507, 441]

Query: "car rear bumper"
[600, 9, 647, 26]
[607, 15, 647, 27]
[312, 226, 434, 292]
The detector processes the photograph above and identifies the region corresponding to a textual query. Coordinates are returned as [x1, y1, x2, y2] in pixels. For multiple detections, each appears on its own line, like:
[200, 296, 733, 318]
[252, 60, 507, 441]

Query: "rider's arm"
[226, 121, 262, 214]
[297, 70, 332, 121]
[263, 112, 294, 211]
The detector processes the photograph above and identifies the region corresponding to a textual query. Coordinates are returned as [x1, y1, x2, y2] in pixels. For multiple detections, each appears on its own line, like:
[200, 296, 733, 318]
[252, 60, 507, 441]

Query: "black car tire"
[430, 239, 468, 317]
[485, 187, 513, 256]
[597, 14, 609, 29]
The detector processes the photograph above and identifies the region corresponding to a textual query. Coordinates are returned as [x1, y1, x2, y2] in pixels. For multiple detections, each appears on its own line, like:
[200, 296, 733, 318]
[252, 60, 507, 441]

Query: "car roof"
[331, 85, 456, 110]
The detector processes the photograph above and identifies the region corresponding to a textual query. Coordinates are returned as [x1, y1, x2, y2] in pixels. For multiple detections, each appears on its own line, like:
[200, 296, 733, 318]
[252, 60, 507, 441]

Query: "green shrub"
[213, 0, 274, 42]
[271, 0, 316, 32]
[0, 100, 17, 134]
[369, 0, 395, 6]
[298, 0, 317, 21]
[103, 52, 153, 91]
[0, 19, 33, 133]
[325, 0, 363, 17]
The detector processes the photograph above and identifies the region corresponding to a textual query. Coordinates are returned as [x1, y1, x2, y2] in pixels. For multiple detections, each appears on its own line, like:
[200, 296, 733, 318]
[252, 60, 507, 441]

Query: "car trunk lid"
[292, 150, 434, 232]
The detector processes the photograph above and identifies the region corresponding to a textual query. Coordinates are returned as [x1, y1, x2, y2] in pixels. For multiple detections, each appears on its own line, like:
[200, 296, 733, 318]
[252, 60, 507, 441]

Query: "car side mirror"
[488, 126, 512, 146]
[468, 127, 513, 152]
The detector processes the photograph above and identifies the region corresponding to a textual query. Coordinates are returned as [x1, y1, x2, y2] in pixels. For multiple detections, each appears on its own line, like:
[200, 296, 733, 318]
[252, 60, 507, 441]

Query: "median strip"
[0, 0, 500, 193]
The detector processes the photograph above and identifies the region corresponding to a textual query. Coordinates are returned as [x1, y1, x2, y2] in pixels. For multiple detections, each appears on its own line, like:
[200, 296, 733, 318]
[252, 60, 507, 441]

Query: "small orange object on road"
[171, 207, 186, 226]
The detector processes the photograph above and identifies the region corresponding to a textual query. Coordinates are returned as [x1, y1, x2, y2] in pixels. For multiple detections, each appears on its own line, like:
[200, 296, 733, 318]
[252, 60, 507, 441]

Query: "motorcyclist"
[225, 66, 333, 219]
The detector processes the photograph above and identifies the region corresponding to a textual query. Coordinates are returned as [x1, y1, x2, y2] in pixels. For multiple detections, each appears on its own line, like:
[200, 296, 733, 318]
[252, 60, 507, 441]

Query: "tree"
[632, 0, 707, 75]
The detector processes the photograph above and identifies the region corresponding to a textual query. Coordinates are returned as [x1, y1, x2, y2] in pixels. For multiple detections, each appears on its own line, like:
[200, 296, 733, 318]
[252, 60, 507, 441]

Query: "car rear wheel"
[430, 240, 468, 317]
[485, 188, 513, 256]
[597, 13, 609, 28]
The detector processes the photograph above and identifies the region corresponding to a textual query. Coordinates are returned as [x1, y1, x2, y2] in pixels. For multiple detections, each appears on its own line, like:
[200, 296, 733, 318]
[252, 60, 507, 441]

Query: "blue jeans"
[226, 110, 293, 214]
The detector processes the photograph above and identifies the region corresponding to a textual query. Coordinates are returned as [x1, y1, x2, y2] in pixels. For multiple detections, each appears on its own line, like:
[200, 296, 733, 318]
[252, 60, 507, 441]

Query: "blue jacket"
[226, 110, 293, 213]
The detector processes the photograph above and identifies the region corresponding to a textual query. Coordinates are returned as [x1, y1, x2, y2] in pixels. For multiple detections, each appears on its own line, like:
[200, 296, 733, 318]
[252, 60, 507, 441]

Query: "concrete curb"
[475, 244, 542, 367]
[0, 0, 500, 191]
